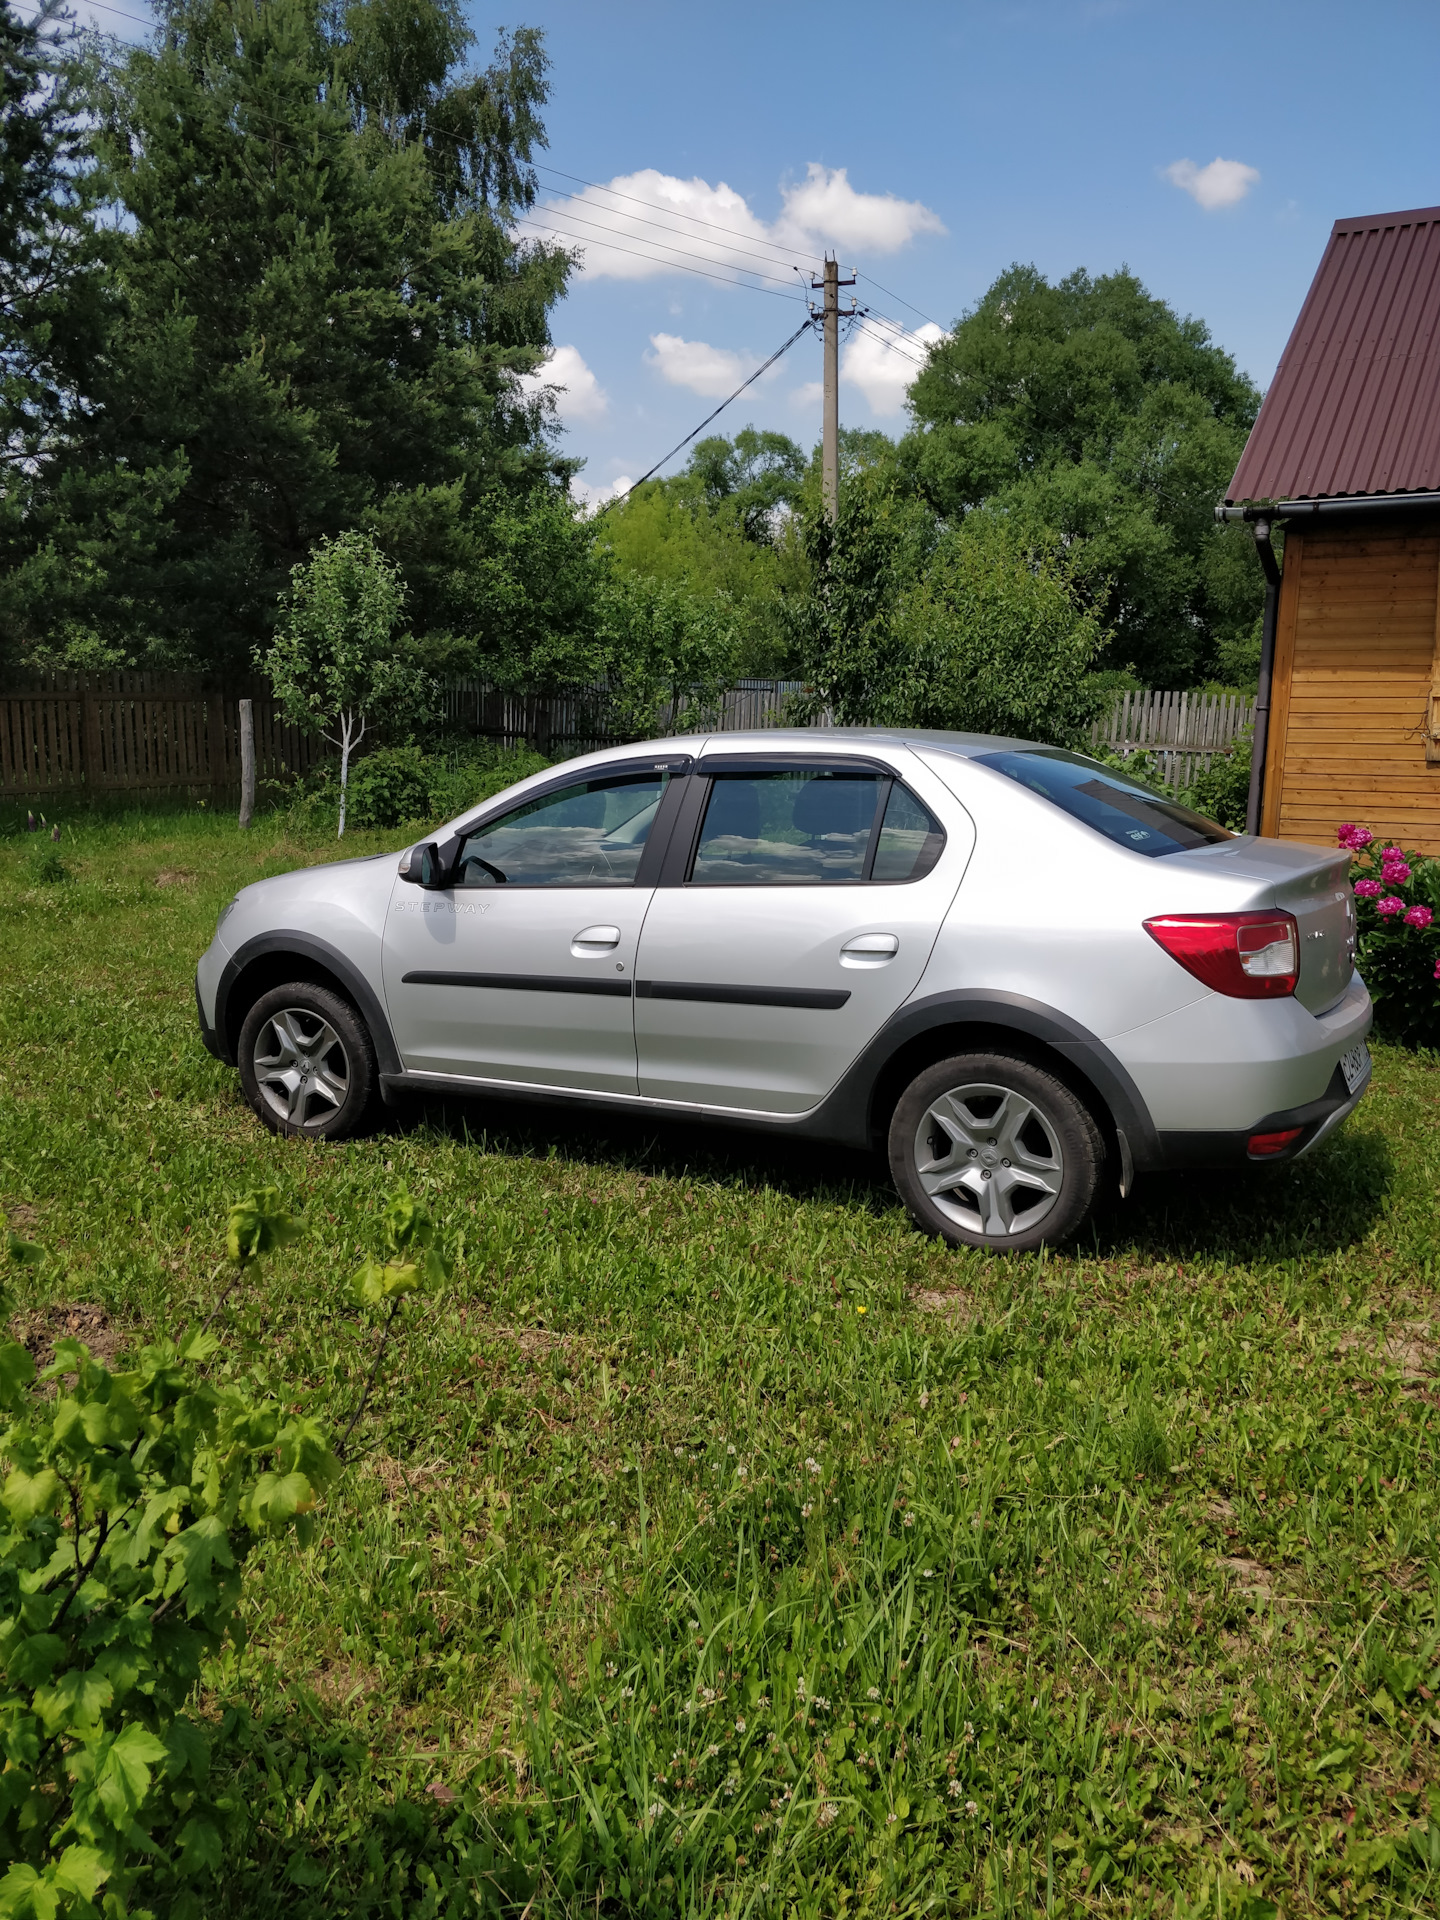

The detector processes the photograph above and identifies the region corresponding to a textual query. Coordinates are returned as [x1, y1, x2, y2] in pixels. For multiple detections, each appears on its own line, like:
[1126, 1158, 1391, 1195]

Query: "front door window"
[457, 771, 670, 888]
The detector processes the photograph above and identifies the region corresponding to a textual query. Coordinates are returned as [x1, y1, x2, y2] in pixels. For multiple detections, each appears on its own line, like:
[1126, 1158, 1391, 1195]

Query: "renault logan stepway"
[196, 729, 1372, 1251]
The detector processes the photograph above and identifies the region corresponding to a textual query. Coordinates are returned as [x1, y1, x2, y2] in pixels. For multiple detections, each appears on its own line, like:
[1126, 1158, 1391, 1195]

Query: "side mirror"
[398, 842, 446, 888]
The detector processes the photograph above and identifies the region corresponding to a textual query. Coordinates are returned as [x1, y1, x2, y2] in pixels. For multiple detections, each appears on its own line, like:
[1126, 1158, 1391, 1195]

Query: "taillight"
[1143, 911, 1299, 998]
[1248, 1127, 1303, 1158]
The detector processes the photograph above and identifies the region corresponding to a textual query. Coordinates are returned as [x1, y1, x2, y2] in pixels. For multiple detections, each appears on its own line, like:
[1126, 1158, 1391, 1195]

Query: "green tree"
[600, 427, 809, 676]
[593, 570, 741, 740]
[791, 468, 1105, 746]
[0, 0, 108, 625]
[904, 265, 1263, 685]
[263, 530, 436, 836]
[0, 0, 573, 677]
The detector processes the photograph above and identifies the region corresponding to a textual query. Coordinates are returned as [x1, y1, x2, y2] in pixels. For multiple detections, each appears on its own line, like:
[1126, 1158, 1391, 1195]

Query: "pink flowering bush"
[1338, 825, 1440, 1047]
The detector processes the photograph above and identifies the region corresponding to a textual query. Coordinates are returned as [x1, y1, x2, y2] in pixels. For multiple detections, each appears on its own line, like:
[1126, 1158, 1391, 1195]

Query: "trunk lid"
[1168, 838, 1356, 1013]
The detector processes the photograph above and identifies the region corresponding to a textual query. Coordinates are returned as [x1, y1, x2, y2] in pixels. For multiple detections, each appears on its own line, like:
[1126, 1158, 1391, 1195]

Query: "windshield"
[975, 749, 1234, 857]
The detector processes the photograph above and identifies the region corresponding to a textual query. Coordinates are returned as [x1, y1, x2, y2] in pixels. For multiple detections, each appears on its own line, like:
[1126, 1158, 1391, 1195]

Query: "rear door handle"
[842, 932, 899, 959]
[572, 924, 622, 955]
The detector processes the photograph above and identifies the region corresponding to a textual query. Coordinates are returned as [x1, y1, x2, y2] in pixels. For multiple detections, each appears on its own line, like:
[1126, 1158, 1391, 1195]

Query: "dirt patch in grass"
[13, 1302, 126, 1371]
[1337, 1323, 1434, 1380]
[5, 1203, 40, 1232]
[909, 1287, 974, 1319]
[308, 1660, 383, 1712]
[153, 867, 196, 888]
[1218, 1556, 1273, 1597]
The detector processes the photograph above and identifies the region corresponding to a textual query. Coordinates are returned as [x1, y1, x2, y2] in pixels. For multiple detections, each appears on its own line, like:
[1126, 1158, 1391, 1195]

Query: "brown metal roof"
[1226, 204, 1440, 504]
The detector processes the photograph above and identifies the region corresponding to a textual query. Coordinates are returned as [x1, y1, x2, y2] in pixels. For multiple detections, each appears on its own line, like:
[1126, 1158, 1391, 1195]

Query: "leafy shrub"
[340, 745, 432, 830]
[275, 740, 550, 835]
[1338, 825, 1440, 1048]
[1180, 730, 1251, 831]
[0, 1196, 338, 1918]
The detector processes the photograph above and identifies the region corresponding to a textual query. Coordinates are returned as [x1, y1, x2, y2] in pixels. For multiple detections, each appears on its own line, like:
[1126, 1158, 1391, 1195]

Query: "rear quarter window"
[975, 749, 1233, 858]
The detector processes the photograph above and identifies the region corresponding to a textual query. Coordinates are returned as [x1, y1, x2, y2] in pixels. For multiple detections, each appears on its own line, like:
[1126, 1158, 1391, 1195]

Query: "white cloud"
[843, 320, 944, 417]
[572, 475, 634, 515]
[517, 344, 608, 423]
[538, 164, 944, 283]
[646, 332, 774, 399]
[1164, 156, 1260, 211]
[774, 164, 946, 255]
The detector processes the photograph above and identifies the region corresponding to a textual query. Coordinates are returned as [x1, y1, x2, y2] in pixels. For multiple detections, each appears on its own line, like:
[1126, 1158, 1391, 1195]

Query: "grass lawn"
[2, 801, 1439, 1917]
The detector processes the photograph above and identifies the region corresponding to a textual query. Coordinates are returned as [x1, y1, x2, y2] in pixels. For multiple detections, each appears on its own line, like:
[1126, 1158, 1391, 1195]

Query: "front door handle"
[842, 932, 899, 958]
[572, 924, 622, 956]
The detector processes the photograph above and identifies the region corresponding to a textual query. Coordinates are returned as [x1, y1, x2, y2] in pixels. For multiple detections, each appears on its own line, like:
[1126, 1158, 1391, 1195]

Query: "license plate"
[1340, 1042, 1370, 1095]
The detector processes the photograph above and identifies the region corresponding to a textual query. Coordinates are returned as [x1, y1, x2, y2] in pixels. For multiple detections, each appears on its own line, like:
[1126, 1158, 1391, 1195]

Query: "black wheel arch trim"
[213, 932, 401, 1077]
[791, 987, 1162, 1160]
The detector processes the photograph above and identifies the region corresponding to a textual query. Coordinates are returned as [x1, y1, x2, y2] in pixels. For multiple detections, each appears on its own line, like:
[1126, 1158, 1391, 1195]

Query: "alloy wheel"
[251, 1007, 351, 1128]
[911, 1080, 1065, 1238]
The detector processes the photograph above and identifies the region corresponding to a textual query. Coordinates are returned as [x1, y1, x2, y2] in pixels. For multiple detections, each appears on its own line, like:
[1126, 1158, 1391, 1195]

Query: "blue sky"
[497, 0, 1440, 502]
[79, 0, 1440, 502]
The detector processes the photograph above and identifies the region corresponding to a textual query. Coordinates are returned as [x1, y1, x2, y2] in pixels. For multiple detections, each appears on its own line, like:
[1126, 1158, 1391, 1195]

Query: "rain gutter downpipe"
[1245, 518, 1281, 837]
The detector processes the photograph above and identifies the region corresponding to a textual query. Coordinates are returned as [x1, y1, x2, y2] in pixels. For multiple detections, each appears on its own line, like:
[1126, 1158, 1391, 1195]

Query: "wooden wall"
[1261, 520, 1440, 853]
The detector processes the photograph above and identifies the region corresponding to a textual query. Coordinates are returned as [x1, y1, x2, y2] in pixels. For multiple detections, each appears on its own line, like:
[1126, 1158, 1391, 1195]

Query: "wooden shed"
[1222, 203, 1440, 853]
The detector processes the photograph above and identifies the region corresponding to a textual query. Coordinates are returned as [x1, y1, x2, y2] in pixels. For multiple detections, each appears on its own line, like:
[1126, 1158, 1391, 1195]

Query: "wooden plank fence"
[1, 673, 1249, 803]
[0, 673, 322, 800]
[1090, 689, 1254, 790]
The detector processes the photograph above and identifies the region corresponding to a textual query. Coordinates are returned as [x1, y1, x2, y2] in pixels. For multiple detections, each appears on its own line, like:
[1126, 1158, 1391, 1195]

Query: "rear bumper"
[1152, 1054, 1371, 1170]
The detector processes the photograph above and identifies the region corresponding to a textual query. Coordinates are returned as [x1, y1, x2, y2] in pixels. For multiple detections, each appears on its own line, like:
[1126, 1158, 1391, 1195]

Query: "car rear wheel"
[888, 1051, 1104, 1252]
[237, 982, 377, 1140]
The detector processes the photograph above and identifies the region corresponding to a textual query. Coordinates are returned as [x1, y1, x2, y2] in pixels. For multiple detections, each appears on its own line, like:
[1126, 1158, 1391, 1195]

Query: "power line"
[535, 178, 818, 280]
[536, 161, 827, 269]
[851, 315, 930, 369]
[856, 271, 940, 330]
[515, 215, 805, 302]
[26, 0, 155, 31]
[517, 205, 806, 291]
[599, 317, 815, 510]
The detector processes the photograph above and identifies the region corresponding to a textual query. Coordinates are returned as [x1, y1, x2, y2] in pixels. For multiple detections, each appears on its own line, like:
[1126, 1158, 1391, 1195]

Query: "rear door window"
[975, 749, 1232, 857]
[688, 766, 945, 884]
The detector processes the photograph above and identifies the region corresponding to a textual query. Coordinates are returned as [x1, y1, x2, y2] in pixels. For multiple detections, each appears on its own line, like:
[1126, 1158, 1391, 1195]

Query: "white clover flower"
[727, 1443, 736, 1455]
[605, 1662, 617, 1678]
[948, 1780, 962, 1798]
[867, 1686, 880, 1700]
[919, 1390, 929, 1409]
[805, 1457, 820, 1476]
[801, 1502, 813, 1518]
[735, 1716, 746, 1733]
[817, 1802, 838, 1829]
[966, 1800, 979, 1817]
[707, 1743, 720, 1757]
[903, 1512, 915, 1528]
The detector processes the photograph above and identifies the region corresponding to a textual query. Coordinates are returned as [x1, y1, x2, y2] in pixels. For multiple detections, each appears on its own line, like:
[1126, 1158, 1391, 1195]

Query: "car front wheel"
[888, 1051, 1104, 1252]
[237, 982, 377, 1140]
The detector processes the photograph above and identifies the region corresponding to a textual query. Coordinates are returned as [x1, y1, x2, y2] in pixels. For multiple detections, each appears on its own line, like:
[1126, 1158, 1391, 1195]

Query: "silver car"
[195, 729, 1373, 1252]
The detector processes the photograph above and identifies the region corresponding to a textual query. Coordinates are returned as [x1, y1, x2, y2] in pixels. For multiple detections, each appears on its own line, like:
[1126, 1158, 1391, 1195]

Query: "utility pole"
[811, 255, 856, 522]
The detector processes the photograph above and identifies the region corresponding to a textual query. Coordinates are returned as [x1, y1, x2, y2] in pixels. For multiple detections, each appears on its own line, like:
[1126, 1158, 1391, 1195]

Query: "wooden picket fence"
[0, 672, 1249, 803]
[1090, 689, 1254, 790]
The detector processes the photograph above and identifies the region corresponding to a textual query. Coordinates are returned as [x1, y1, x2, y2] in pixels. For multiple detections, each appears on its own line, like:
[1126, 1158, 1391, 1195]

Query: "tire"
[237, 981, 377, 1141]
[888, 1051, 1105, 1253]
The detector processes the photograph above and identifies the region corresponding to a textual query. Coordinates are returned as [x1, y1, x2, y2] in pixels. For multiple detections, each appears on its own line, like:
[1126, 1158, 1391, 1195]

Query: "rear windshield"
[975, 749, 1234, 857]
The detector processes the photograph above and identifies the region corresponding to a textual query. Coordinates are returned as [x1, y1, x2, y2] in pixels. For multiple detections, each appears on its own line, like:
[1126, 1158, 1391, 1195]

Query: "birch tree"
[263, 531, 435, 837]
